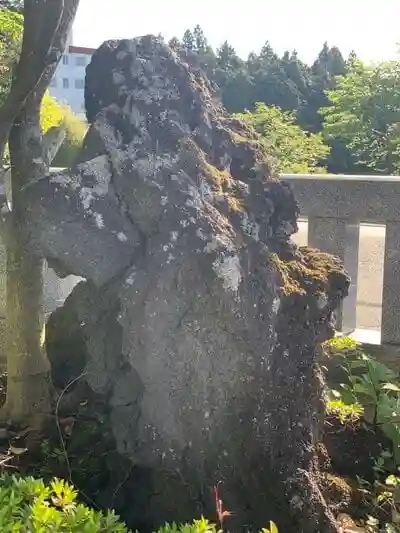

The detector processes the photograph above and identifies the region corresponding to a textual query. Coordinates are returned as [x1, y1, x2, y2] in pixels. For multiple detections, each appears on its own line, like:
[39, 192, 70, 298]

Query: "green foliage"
[359, 474, 400, 532]
[0, 15, 85, 166]
[176, 27, 347, 135]
[180, 26, 216, 82]
[157, 518, 278, 533]
[322, 59, 400, 174]
[261, 521, 279, 533]
[0, 474, 280, 533]
[326, 398, 363, 423]
[236, 102, 330, 173]
[174, 26, 396, 174]
[0, 10, 85, 165]
[31, 92, 86, 167]
[50, 103, 87, 167]
[324, 336, 364, 358]
[326, 338, 400, 465]
[41, 93, 68, 133]
[41, 94, 87, 168]
[0, 474, 130, 532]
[0, 8, 23, 106]
[215, 41, 252, 112]
[157, 518, 219, 533]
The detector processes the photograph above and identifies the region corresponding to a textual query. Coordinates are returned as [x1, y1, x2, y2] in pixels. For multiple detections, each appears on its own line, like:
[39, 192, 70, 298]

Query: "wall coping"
[283, 173, 400, 183]
[282, 173, 400, 223]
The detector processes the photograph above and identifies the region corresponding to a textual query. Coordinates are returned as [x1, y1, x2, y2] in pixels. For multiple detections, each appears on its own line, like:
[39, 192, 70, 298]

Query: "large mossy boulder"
[23, 36, 349, 533]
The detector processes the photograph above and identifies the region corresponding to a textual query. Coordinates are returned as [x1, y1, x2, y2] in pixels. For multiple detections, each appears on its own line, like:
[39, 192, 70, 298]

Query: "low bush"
[323, 337, 400, 468]
[40, 92, 87, 168]
[0, 474, 129, 532]
[0, 474, 279, 533]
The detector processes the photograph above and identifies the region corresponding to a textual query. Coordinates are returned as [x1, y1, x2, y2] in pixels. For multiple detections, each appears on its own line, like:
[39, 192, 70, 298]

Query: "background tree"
[299, 43, 346, 132]
[0, 0, 80, 429]
[214, 41, 253, 111]
[180, 26, 216, 81]
[182, 28, 194, 51]
[236, 102, 330, 173]
[248, 41, 304, 111]
[322, 59, 400, 174]
[168, 36, 180, 51]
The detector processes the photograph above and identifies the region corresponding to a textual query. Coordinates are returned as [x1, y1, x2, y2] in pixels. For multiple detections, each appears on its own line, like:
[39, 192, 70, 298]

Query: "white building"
[49, 42, 95, 121]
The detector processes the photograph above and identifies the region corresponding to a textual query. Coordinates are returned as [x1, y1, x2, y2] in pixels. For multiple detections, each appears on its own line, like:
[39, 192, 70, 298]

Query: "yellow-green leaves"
[322, 60, 400, 175]
[236, 102, 330, 174]
[0, 9, 23, 106]
[261, 521, 279, 533]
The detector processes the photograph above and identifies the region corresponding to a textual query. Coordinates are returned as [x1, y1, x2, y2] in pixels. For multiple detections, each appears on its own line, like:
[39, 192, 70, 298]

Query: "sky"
[73, 0, 400, 65]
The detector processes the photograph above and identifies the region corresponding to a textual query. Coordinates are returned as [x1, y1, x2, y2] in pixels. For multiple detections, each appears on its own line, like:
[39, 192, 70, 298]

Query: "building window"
[75, 56, 86, 67]
[49, 77, 57, 87]
[75, 78, 85, 89]
[63, 78, 69, 89]
[62, 55, 69, 65]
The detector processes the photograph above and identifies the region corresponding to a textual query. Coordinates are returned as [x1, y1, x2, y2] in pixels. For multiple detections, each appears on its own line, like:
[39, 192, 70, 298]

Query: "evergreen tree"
[182, 29, 194, 50]
[248, 42, 303, 111]
[168, 36, 181, 51]
[346, 50, 359, 70]
[173, 25, 359, 175]
[282, 50, 311, 98]
[215, 41, 243, 85]
[215, 41, 252, 111]
[180, 26, 216, 81]
[193, 24, 207, 54]
[300, 43, 347, 132]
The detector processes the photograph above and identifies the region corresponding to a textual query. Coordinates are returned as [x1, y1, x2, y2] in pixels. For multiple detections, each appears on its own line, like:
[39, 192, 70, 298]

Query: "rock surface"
[23, 36, 349, 532]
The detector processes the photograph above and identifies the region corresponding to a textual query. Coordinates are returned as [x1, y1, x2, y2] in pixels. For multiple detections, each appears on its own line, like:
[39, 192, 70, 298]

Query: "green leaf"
[269, 521, 279, 533]
[8, 446, 27, 456]
[234, 103, 330, 173]
[382, 383, 400, 392]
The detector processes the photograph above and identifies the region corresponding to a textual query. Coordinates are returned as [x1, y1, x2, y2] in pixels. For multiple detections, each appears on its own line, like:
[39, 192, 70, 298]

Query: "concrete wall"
[283, 174, 400, 345]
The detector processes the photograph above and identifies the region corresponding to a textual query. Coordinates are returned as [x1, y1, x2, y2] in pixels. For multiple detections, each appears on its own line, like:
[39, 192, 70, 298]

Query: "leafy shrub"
[326, 398, 363, 423]
[157, 518, 278, 533]
[0, 474, 129, 532]
[41, 93, 87, 168]
[324, 337, 400, 466]
[0, 474, 280, 533]
[324, 336, 363, 359]
[52, 106, 87, 167]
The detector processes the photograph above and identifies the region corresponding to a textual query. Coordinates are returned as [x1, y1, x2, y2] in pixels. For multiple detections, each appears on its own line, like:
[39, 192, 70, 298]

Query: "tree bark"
[0, 0, 80, 428]
[4, 223, 50, 426]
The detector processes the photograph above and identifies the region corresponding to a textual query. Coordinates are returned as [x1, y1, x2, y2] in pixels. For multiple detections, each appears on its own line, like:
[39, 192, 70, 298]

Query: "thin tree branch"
[9, 0, 80, 197]
[0, 0, 79, 160]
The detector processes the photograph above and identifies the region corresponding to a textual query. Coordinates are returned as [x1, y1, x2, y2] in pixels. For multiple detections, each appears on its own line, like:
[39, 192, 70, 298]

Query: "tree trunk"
[0, 0, 80, 429]
[3, 223, 50, 426]
[1, 101, 51, 427]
